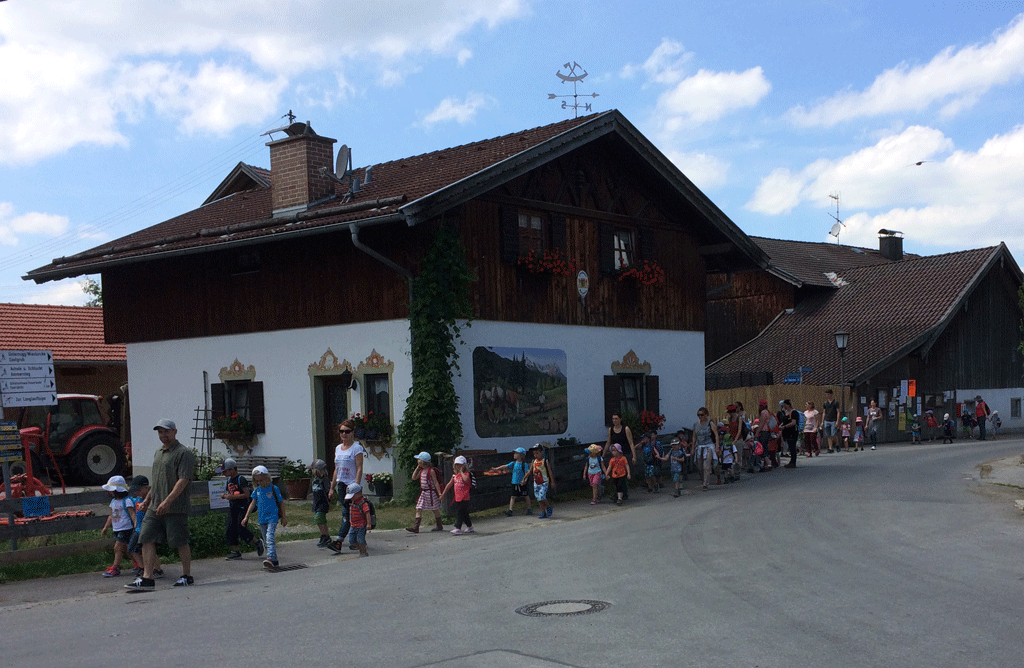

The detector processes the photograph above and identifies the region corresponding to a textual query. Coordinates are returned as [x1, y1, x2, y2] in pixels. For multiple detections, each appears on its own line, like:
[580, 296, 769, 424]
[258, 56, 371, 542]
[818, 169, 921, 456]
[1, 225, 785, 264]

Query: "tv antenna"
[548, 61, 599, 118]
[827, 192, 846, 244]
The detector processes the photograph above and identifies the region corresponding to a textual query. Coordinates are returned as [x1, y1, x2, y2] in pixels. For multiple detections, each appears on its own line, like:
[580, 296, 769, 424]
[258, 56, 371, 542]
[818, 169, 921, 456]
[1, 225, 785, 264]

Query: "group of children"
[100, 473, 163, 579]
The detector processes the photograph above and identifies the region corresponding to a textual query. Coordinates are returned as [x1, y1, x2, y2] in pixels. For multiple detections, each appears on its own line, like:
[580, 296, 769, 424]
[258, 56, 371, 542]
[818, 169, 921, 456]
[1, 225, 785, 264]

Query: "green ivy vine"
[396, 221, 474, 500]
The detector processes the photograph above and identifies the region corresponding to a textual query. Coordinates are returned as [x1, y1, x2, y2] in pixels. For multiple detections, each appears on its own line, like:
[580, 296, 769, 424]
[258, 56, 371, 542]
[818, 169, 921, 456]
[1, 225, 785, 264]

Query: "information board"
[0, 350, 56, 408]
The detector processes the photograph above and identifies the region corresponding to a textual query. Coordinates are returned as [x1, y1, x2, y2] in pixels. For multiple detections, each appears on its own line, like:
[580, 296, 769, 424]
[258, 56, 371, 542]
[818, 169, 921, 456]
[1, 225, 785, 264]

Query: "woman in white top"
[328, 418, 365, 546]
[803, 401, 820, 456]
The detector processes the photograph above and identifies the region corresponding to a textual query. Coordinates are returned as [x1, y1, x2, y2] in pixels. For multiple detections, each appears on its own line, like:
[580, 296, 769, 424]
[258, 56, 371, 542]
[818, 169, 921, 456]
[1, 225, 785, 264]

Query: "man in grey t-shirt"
[822, 389, 840, 453]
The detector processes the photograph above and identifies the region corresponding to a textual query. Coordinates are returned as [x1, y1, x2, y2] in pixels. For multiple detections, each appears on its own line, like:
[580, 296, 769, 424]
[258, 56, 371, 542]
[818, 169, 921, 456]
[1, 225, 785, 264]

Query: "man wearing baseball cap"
[125, 419, 196, 592]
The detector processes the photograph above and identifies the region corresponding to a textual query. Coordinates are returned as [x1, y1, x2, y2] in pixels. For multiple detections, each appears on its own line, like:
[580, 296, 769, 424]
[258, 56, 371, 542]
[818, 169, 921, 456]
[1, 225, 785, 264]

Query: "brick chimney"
[266, 122, 337, 216]
[878, 229, 904, 261]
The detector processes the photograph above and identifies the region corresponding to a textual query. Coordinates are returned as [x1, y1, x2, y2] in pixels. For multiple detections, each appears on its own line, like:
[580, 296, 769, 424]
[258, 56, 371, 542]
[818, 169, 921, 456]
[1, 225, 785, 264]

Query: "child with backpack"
[344, 483, 372, 557]
[406, 451, 445, 533]
[242, 466, 287, 570]
[310, 459, 333, 547]
[854, 417, 865, 450]
[441, 455, 475, 535]
[100, 475, 141, 577]
[488, 447, 533, 516]
[840, 417, 851, 451]
[582, 444, 604, 504]
[942, 412, 956, 443]
[659, 438, 688, 497]
[604, 443, 631, 505]
[125, 475, 164, 578]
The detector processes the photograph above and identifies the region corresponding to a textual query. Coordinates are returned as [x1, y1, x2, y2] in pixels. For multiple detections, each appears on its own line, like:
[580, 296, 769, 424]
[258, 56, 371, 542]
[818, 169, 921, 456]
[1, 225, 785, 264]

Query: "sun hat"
[102, 475, 128, 492]
[153, 418, 176, 431]
[311, 459, 327, 472]
[344, 482, 362, 499]
[415, 451, 432, 462]
[587, 444, 602, 455]
[514, 447, 527, 454]
[944, 413, 950, 420]
[855, 417, 863, 423]
[613, 443, 622, 453]
[841, 416, 849, 422]
[252, 465, 270, 476]
[759, 399, 768, 408]
[453, 455, 468, 465]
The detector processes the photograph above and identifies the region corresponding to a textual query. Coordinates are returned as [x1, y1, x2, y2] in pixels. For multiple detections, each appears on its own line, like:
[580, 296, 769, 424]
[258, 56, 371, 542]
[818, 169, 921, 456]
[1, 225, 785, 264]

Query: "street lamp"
[835, 330, 849, 420]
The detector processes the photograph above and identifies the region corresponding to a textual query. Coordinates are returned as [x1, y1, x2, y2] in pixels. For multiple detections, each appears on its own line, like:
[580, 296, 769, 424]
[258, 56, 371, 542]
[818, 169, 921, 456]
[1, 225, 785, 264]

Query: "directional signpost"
[0, 350, 56, 408]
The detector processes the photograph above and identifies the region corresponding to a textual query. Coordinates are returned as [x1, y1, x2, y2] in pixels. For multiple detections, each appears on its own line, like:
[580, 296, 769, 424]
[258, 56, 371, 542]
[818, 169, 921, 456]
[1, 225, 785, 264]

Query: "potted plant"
[209, 413, 257, 453]
[365, 412, 394, 442]
[280, 458, 310, 500]
[367, 472, 393, 498]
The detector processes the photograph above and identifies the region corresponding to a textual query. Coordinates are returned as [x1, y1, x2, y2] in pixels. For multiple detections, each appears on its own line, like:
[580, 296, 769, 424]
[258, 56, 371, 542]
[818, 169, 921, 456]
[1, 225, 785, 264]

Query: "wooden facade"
[706, 271, 796, 363]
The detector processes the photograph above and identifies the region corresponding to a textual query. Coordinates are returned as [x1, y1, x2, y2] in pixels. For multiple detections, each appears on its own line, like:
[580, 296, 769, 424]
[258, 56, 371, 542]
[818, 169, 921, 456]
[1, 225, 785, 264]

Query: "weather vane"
[548, 61, 599, 118]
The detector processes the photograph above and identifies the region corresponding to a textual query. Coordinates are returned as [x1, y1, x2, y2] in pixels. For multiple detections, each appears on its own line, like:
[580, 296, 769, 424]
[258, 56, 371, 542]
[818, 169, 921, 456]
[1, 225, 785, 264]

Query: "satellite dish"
[335, 145, 350, 178]
[829, 223, 843, 237]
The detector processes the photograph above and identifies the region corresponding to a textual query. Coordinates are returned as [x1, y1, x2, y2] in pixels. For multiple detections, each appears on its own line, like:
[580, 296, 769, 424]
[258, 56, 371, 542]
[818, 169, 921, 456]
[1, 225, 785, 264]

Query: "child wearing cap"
[441, 456, 475, 534]
[310, 459, 333, 547]
[840, 417, 851, 451]
[529, 445, 556, 518]
[220, 458, 260, 560]
[344, 483, 371, 557]
[100, 476, 138, 577]
[582, 444, 603, 505]
[942, 413, 955, 443]
[406, 452, 444, 533]
[125, 475, 163, 578]
[242, 466, 287, 570]
[604, 443, 631, 505]
[659, 438, 688, 497]
[488, 447, 533, 516]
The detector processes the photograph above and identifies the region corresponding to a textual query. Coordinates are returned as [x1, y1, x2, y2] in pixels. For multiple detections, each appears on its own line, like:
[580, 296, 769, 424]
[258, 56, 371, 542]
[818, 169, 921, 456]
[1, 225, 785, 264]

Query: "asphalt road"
[3, 438, 1023, 668]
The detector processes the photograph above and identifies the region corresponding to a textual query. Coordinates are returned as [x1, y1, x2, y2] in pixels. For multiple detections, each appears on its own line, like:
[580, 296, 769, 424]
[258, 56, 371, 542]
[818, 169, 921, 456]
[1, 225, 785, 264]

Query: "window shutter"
[549, 214, 567, 252]
[248, 381, 265, 434]
[640, 227, 655, 262]
[211, 383, 225, 420]
[500, 207, 519, 263]
[645, 375, 660, 416]
[599, 222, 615, 275]
[604, 375, 621, 426]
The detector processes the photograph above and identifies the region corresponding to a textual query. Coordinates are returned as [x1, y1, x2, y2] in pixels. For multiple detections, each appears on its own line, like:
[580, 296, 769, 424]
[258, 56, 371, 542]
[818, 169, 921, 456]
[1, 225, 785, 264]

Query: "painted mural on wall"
[473, 346, 568, 438]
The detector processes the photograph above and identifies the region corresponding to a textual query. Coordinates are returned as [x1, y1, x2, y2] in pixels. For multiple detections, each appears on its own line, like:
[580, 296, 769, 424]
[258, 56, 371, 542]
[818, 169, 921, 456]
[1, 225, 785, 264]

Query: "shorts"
[313, 511, 328, 525]
[672, 472, 683, 483]
[533, 481, 549, 502]
[138, 512, 190, 548]
[512, 483, 530, 498]
[127, 531, 142, 554]
[720, 462, 733, 471]
[587, 473, 601, 486]
[823, 421, 837, 436]
[348, 526, 367, 547]
[113, 528, 134, 545]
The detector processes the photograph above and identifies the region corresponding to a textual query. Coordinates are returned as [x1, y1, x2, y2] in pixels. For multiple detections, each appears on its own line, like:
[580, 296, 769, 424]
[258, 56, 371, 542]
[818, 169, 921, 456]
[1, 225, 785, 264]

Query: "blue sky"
[2, 1, 1023, 304]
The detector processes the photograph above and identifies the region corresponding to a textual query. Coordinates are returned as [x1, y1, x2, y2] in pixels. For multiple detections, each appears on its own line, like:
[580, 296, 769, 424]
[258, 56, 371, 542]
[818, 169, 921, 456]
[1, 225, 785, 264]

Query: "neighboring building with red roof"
[706, 237, 1024, 440]
[1, 303, 127, 421]
[24, 111, 768, 476]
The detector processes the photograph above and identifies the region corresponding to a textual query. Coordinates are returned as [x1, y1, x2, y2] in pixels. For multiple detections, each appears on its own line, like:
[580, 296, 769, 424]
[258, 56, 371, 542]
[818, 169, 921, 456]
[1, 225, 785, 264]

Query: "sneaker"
[450, 528, 462, 535]
[225, 551, 243, 560]
[504, 509, 513, 517]
[132, 566, 144, 576]
[255, 538, 265, 556]
[124, 576, 154, 592]
[672, 491, 680, 498]
[464, 527, 475, 534]
[103, 566, 120, 577]
[316, 536, 330, 548]
[871, 445, 876, 450]
[349, 543, 359, 550]
[152, 568, 165, 579]
[263, 559, 278, 570]
[546, 508, 553, 518]
[538, 511, 547, 518]
[616, 499, 622, 506]
[172, 575, 194, 587]
[590, 500, 597, 505]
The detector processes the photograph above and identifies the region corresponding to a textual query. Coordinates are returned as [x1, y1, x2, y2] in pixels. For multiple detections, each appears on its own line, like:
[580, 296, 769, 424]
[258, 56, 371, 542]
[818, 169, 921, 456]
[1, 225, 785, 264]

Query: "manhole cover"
[515, 599, 610, 617]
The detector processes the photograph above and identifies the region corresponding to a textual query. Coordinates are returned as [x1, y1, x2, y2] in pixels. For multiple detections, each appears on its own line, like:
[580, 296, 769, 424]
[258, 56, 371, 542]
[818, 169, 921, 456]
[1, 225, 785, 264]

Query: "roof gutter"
[25, 211, 406, 283]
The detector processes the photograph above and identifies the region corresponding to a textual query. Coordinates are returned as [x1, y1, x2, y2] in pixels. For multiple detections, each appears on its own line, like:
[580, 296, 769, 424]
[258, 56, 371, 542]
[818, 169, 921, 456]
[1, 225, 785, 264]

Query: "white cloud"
[0, 204, 70, 245]
[0, 0, 529, 165]
[457, 49, 473, 66]
[657, 67, 771, 129]
[621, 38, 692, 84]
[419, 93, 497, 127]
[666, 150, 729, 190]
[747, 124, 1024, 251]
[11, 279, 92, 306]
[785, 14, 1024, 127]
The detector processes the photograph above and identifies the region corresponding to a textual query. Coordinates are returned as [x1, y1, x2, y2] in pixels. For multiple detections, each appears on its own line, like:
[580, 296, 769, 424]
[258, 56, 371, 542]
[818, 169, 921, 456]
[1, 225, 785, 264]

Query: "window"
[518, 212, 546, 254]
[1012, 398, 1021, 419]
[603, 374, 659, 426]
[613, 228, 635, 270]
[364, 374, 390, 421]
[211, 380, 265, 433]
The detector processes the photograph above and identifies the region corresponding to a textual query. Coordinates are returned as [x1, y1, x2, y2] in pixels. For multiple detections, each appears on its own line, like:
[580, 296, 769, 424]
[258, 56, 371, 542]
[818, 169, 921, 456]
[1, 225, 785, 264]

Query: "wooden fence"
[0, 481, 226, 565]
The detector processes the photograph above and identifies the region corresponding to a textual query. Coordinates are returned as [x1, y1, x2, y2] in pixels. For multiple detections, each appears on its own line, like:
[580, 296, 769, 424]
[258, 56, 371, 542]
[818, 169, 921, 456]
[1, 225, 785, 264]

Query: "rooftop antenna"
[548, 61, 599, 118]
[827, 191, 846, 244]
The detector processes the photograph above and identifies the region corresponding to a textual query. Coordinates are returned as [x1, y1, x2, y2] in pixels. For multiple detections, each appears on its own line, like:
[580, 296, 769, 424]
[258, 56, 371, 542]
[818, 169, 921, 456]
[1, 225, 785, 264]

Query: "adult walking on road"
[822, 389, 839, 453]
[604, 412, 637, 465]
[975, 396, 991, 441]
[328, 418, 365, 547]
[780, 399, 800, 467]
[125, 419, 196, 591]
[867, 399, 883, 450]
[693, 407, 719, 491]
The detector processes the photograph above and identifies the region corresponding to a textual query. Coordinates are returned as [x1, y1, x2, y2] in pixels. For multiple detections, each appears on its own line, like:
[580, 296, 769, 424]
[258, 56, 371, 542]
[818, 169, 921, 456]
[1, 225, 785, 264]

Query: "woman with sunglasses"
[327, 419, 365, 552]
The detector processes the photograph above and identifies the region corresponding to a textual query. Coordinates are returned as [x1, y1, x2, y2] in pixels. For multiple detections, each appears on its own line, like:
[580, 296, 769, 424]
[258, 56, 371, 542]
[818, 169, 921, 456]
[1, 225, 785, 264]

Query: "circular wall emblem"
[515, 599, 610, 617]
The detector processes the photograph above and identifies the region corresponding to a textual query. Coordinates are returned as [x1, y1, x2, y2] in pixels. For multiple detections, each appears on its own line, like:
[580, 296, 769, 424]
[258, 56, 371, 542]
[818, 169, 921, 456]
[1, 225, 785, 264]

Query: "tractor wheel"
[73, 433, 127, 486]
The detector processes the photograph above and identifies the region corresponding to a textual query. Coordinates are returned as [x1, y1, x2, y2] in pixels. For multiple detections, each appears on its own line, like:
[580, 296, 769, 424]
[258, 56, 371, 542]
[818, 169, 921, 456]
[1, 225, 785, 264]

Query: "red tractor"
[14, 394, 129, 486]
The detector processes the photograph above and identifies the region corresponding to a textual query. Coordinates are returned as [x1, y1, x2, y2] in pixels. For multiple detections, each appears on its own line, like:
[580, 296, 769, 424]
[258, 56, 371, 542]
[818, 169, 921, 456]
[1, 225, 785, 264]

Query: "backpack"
[355, 498, 376, 530]
[767, 414, 778, 431]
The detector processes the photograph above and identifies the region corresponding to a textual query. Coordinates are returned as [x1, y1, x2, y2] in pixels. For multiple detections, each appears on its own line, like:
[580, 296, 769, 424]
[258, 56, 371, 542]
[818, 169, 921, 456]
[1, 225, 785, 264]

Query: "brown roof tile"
[752, 236, 917, 287]
[0, 303, 126, 362]
[707, 245, 1002, 384]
